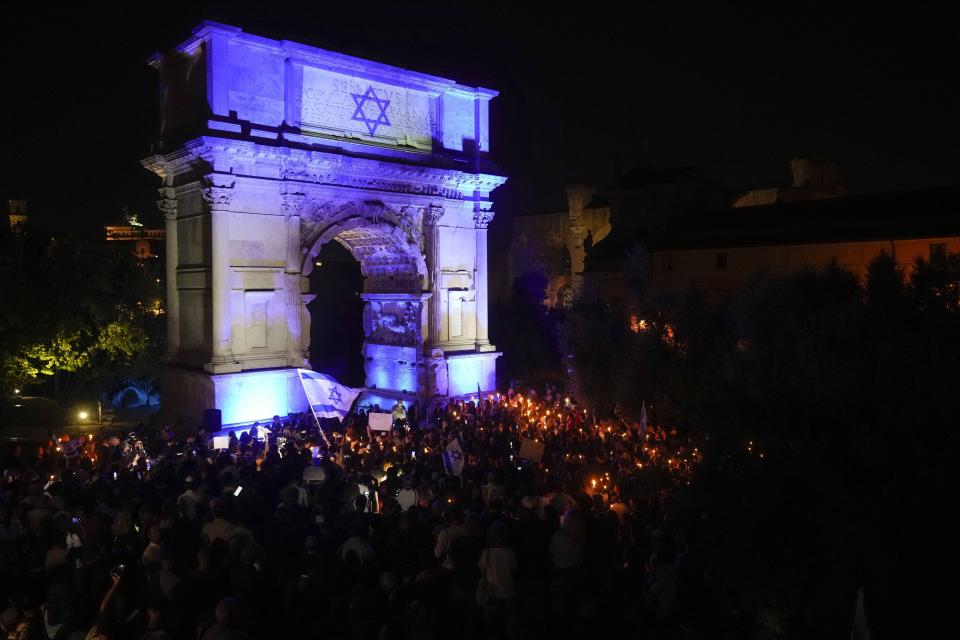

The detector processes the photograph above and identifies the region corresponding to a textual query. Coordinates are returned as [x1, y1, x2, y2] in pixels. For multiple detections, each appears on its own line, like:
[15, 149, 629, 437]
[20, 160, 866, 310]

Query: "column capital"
[280, 185, 307, 217]
[423, 204, 445, 226]
[473, 205, 494, 229]
[201, 178, 236, 212]
[156, 187, 178, 221]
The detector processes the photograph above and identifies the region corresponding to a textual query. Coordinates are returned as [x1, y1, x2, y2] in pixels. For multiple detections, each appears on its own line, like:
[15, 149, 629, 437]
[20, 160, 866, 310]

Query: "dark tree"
[491, 271, 563, 390]
[0, 223, 163, 403]
[565, 252, 958, 636]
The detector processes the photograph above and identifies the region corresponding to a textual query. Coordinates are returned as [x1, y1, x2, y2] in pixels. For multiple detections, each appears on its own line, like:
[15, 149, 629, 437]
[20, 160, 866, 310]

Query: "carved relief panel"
[362, 298, 424, 347]
[243, 291, 275, 352]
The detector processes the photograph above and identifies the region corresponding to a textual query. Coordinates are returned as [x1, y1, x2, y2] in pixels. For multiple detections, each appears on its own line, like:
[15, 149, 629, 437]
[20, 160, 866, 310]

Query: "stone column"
[423, 205, 444, 347]
[157, 188, 180, 362]
[203, 182, 240, 373]
[283, 192, 305, 367]
[300, 291, 317, 363]
[474, 205, 494, 350]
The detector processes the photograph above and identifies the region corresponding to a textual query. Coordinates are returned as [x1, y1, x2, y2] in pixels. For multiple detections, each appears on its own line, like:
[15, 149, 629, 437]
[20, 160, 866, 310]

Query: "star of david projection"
[350, 86, 391, 135]
[328, 386, 343, 404]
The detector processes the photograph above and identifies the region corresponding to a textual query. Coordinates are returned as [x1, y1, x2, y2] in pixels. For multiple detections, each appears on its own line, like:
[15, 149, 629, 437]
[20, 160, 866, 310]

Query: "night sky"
[4, 1, 958, 241]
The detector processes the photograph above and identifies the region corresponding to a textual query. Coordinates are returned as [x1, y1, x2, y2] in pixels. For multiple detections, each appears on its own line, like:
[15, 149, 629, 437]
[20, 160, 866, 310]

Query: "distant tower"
[8, 200, 27, 230]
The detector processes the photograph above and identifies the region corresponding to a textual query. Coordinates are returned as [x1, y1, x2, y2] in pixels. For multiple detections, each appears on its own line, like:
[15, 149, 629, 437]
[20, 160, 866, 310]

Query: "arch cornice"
[181, 136, 506, 200]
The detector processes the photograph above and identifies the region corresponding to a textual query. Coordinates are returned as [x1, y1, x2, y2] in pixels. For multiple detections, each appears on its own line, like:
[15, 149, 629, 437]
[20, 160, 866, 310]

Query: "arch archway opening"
[302, 214, 429, 401]
[307, 240, 365, 387]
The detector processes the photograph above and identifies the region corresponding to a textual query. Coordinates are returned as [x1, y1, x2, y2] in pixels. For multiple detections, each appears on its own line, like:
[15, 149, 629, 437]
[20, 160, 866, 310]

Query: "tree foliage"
[491, 271, 563, 389]
[565, 245, 960, 636]
[0, 223, 163, 401]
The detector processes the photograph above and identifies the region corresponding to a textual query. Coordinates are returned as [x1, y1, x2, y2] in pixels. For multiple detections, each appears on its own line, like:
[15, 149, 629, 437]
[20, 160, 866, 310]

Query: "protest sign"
[518, 438, 545, 463]
[368, 412, 394, 431]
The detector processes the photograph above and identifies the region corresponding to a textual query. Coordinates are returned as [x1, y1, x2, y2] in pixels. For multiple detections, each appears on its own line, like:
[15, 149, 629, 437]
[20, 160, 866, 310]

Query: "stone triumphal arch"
[143, 22, 505, 427]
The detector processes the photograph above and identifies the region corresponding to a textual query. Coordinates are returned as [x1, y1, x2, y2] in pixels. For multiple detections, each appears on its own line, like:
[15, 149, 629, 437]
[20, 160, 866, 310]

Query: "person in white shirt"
[177, 476, 202, 520]
[396, 476, 418, 512]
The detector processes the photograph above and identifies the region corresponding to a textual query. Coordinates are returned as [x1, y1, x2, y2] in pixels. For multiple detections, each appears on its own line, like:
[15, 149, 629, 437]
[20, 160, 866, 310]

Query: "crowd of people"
[0, 388, 720, 640]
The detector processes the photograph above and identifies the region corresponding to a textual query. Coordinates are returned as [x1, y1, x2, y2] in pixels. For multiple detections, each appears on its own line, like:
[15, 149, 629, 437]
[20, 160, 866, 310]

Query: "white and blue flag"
[297, 369, 361, 421]
[443, 438, 465, 477]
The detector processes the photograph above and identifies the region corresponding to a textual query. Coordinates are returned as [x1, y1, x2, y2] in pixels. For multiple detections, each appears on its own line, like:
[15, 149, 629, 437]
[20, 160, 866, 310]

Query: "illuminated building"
[507, 184, 611, 309]
[142, 22, 505, 427]
[104, 211, 165, 259]
[510, 159, 960, 309]
[730, 158, 846, 208]
[648, 185, 960, 297]
[583, 160, 847, 301]
[8, 199, 28, 231]
[507, 167, 728, 307]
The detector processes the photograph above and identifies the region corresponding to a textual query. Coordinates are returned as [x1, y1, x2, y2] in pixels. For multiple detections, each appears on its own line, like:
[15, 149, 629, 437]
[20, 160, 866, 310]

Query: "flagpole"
[308, 403, 332, 448]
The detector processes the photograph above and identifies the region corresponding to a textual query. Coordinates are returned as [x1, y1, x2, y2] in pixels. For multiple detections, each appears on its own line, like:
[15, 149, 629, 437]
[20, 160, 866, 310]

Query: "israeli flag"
[297, 369, 361, 421]
[443, 438, 465, 477]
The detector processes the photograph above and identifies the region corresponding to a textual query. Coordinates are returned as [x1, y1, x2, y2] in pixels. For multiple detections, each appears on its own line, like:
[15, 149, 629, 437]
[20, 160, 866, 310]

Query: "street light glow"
[78, 410, 89, 420]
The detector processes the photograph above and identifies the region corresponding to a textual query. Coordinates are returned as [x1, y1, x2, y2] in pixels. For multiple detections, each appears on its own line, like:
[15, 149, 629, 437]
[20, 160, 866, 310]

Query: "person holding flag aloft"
[443, 433, 465, 477]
